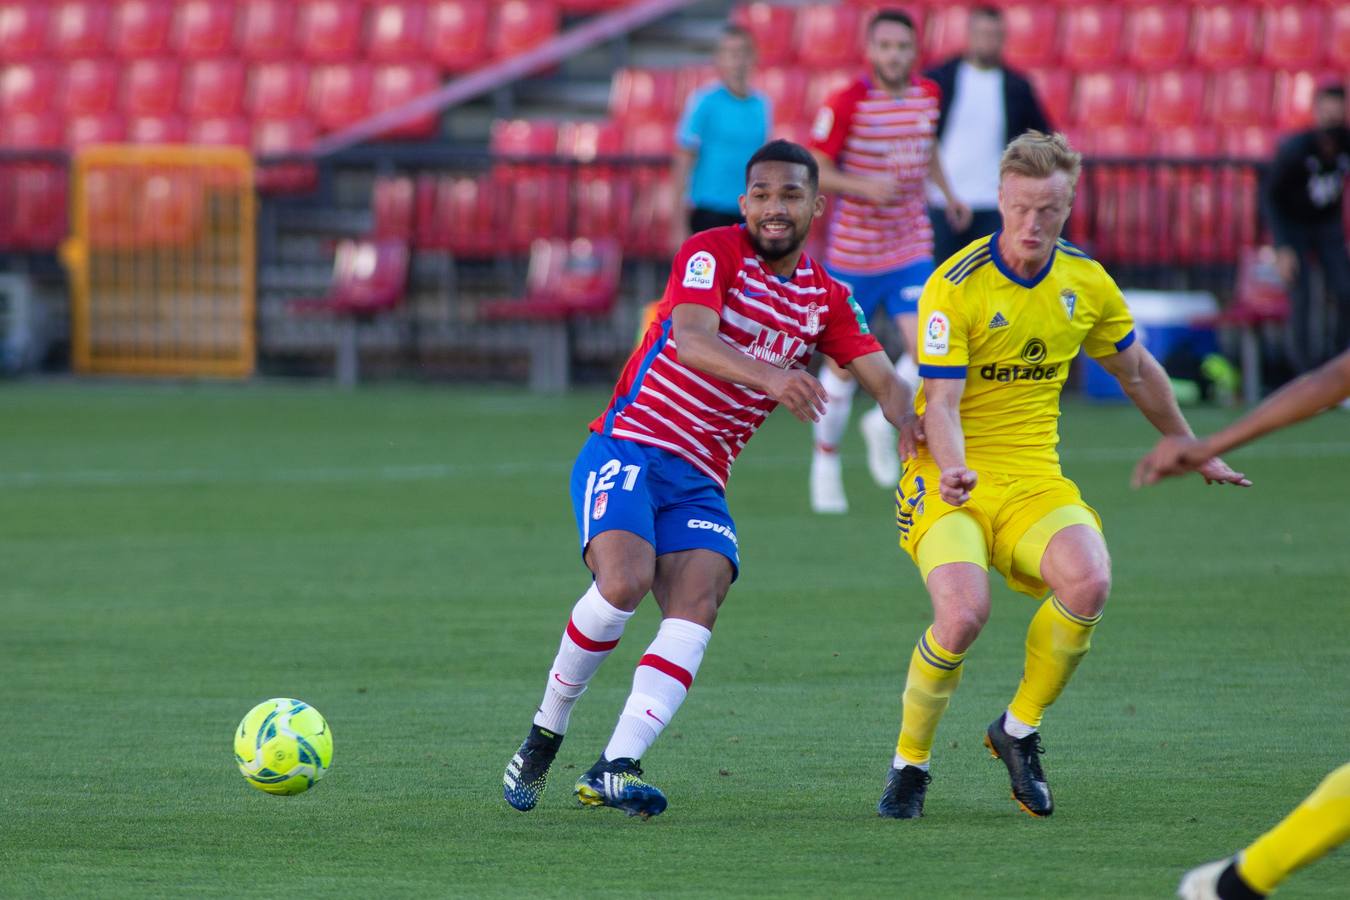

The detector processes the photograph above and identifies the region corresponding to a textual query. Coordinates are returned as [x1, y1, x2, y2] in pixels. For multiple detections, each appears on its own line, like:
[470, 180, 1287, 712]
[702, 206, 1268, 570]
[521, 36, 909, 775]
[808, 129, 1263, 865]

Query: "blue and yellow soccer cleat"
[574, 757, 668, 819]
[503, 725, 562, 812]
[984, 714, 1054, 817]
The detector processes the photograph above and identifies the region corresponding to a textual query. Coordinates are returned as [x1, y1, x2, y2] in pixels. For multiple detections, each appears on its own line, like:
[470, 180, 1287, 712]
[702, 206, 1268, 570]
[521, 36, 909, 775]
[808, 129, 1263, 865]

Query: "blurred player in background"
[806, 8, 971, 514]
[878, 131, 1250, 821]
[671, 25, 771, 248]
[503, 141, 920, 819]
[1132, 349, 1350, 900]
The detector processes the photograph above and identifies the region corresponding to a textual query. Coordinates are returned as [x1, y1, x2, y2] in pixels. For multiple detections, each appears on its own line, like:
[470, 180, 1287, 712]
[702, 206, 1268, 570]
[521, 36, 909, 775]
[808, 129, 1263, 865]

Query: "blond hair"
[1000, 130, 1082, 187]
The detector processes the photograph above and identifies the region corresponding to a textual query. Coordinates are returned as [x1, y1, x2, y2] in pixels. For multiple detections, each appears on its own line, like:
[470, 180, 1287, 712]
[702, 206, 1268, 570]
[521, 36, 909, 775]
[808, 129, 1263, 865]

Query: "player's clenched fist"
[767, 369, 829, 423]
[939, 466, 977, 506]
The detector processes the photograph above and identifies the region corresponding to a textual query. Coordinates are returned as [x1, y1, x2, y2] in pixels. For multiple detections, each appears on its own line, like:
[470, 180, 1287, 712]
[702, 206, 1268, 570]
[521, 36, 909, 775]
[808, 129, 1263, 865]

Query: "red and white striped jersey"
[809, 75, 941, 275]
[591, 226, 882, 488]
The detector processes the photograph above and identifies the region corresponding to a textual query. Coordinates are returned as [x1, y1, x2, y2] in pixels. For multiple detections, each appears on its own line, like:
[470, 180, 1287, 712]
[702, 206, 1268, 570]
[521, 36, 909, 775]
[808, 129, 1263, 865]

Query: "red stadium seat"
[172, 0, 237, 59]
[372, 176, 416, 240]
[0, 112, 63, 149]
[183, 60, 246, 119]
[247, 63, 311, 119]
[795, 4, 861, 70]
[1209, 69, 1273, 128]
[1073, 71, 1139, 128]
[297, 0, 364, 63]
[0, 63, 57, 116]
[573, 177, 633, 241]
[1001, 4, 1061, 70]
[803, 68, 854, 121]
[49, 1, 110, 59]
[370, 64, 440, 139]
[732, 3, 798, 67]
[676, 64, 716, 112]
[63, 60, 121, 116]
[1077, 125, 1153, 158]
[238, 0, 296, 62]
[1330, 6, 1350, 70]
[493, 0, 560, 60]
[1260, 5, 1327, 70]
[111, 0, 172, 59]
[754, 67, 809, 123]
[291, 238, 409, 318]
[1192, 6, 1258, 70]
[479, 238, 623, 324]
[67, 113, 127, 147]
[1155, 125, 1220, 159]
[122, 59, 182, 118]
[367, 2, 427, 63]
[188, 116, 251, 146]
[1122, 4, 1192, 71]
[308, 63, 373, 133]
[626, 173, 677, 259]
[924, 6, 970, 64]
[771, 118, 812, 147]
[1274, 70, 1330, 131]
[557, 119, 624, 161]
[1222, 124, 1276, 161]
[609, 67, 679, 122]
[1060, 6, 1124, 71]
[622, 118, 675, 157]
[497, 172, 570, 251]
[425, 1, 491, 73]
[0, 2, 50, 61]
[491, 118, 559, 159]
[0, 164, 67, 250]
[556, 0, 629, 11]
[128, 114, 187, 144]
[414, 173, 500, 256]
[1026, 68, 1072, 129]
[1141, 69, 1207, 129]
[253, 117, 319, 193]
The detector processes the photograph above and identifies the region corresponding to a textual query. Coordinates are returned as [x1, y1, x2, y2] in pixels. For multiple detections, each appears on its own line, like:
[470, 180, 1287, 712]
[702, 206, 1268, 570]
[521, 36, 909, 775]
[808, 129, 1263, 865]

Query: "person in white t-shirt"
[924, 5, 1052, 263]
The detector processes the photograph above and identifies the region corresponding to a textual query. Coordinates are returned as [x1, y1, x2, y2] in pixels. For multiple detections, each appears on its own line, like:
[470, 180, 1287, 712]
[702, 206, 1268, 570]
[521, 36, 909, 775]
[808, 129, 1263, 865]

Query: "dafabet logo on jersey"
[683, 251, 716, 289]
[924, 311, 950, 356]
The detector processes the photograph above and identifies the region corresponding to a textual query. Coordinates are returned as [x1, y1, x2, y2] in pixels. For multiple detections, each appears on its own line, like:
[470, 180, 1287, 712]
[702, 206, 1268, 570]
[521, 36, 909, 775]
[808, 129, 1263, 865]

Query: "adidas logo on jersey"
[988, 312, 1009, 329]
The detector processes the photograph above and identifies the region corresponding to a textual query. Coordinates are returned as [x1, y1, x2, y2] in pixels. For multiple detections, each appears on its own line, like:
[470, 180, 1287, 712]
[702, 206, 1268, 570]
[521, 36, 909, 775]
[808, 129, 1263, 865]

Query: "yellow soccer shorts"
[895, 461, 1102, 598]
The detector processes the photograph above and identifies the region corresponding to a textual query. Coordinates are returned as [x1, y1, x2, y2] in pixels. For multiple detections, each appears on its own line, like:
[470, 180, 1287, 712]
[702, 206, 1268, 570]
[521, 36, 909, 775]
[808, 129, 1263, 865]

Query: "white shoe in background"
[810, 450, 848, 514]
[860, 405, 900, 489]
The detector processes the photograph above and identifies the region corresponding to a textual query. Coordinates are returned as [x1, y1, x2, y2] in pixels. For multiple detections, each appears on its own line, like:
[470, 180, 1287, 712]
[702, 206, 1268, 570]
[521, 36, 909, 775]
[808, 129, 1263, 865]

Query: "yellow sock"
[1237, 762, 1350, 894]
[896, 627, 966, 765]
[1008, 596, 1099, 727]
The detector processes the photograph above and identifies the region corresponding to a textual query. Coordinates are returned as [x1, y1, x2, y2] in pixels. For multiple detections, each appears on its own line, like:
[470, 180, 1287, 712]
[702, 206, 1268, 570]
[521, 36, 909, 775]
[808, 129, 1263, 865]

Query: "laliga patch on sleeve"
[924, 311, 950, 356]
[683, 250, 716, 289]
[810, 107, 834, 142]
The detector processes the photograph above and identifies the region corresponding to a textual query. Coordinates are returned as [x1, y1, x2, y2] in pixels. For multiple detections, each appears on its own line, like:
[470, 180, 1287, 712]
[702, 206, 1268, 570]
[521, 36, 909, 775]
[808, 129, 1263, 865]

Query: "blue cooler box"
[1082, 291, 1219, 401]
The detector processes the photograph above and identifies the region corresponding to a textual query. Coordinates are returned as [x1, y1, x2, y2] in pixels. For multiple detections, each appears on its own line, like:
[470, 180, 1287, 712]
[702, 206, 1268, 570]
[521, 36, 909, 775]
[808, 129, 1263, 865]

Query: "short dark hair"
[867, 9, 916, 36]
[721, 23, 752, 43]
[745, 140, 819, 191]
[970, 5, 1003, 22]
[1315, 82, 1346, 101]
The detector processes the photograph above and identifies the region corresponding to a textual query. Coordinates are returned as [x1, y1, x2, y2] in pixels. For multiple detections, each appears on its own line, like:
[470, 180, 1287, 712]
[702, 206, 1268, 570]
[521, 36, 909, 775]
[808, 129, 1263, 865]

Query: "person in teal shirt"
[672, 26, 773, 248]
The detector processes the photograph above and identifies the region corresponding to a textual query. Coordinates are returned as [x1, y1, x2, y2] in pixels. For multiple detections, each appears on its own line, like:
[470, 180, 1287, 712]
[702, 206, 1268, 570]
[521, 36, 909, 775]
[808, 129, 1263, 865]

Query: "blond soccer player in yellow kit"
[1131, 348, 1350, 900]
[876, 131, 1251, 820]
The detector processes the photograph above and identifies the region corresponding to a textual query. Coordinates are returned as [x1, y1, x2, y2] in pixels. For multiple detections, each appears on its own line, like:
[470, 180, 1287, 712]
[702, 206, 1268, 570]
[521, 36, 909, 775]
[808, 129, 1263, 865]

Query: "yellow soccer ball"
[234, 698, 333, 795]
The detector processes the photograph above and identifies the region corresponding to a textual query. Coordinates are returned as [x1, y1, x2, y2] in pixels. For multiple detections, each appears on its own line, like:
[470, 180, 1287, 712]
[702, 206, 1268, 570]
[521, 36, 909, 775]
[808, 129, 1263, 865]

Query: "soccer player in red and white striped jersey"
[806, 9, 972, 515]
[502, 140, 922, 819]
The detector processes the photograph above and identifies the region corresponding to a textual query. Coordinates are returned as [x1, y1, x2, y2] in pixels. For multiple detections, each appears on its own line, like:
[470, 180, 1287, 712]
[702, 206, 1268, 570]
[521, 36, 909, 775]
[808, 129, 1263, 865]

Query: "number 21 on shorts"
[591, 459, 639, 520]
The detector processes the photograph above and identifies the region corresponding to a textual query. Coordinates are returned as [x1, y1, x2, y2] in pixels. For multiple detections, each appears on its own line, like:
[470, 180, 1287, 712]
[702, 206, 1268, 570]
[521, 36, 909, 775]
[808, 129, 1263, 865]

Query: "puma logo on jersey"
[988, 312, 1009, 329]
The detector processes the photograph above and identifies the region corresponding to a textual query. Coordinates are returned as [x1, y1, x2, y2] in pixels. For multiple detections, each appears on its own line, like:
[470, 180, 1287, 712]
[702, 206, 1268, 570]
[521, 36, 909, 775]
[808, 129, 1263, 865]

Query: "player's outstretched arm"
[1097, 342, 1251, 487]
[923, 377, 976, 506]
[849, 350, 923, 459]
[1134, 347, 1350, 486]
[671, 304, 827, 423]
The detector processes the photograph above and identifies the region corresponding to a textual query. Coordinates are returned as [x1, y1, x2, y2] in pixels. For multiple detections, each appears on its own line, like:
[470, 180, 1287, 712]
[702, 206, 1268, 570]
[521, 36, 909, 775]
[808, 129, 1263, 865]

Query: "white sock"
[895, 354, 919, 394]
[532, 583, 634, 734]
[892, 753, 930, 772]
[1003, 710, 1037, 739]
[603, 617, 712, 761]
[813, 367, 856, 453]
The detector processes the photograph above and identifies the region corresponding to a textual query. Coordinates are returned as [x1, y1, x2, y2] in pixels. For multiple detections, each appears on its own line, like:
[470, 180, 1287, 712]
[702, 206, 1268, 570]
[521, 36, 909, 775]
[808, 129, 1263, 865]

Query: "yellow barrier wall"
[65, 146, 256, 378]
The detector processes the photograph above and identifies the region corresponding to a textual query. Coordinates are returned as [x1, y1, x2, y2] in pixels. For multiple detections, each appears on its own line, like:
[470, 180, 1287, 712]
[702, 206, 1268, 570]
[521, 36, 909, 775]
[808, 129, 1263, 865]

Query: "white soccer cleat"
[1176, 857, 1232, 900]
[860, 406, 900, 489]
[810, 451, 848, 514]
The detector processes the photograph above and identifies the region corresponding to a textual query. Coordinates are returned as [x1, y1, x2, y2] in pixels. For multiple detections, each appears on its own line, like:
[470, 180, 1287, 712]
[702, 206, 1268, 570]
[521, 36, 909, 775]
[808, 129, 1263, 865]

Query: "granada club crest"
[592, 491, 608, 520]
[1060, 288, 1077, 320]
[806, 302, 821, 334]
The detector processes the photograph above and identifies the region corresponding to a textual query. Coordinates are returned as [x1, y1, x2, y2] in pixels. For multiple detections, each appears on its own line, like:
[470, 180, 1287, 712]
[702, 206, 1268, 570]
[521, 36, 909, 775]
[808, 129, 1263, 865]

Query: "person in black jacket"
[1264, 81, 1350, 374]
[923, 5, 1051, 263]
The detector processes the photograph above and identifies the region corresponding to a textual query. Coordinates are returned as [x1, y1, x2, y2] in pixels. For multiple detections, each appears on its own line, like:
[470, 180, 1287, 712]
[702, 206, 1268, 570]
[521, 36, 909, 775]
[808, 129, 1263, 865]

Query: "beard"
[748, 220, 807, 261]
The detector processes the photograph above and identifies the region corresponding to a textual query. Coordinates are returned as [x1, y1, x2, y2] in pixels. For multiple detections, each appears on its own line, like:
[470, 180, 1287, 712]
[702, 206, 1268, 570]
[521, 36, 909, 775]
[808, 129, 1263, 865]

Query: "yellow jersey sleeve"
[917, 273, 971, 380]
[1082, 267, 1137, 359]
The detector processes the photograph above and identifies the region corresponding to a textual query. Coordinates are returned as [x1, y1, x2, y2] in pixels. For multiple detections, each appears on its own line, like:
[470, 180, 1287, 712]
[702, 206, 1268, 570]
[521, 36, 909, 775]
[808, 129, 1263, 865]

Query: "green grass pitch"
[1, 382, 1346, 898]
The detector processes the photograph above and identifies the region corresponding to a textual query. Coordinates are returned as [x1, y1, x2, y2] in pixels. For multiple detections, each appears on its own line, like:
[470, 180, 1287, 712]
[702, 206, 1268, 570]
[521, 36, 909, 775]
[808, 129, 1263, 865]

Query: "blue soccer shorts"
[570, 433, 739, 579]
[831, 257, 936, 319]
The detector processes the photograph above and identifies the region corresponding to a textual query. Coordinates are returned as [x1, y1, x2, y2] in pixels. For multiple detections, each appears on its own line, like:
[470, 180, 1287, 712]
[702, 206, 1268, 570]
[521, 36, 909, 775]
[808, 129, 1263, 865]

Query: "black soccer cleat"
[503, 724, 563, 812]
[984, 714, 1054, 817]
[877, 765, 932, 819]
[574, 756, 668, 819]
